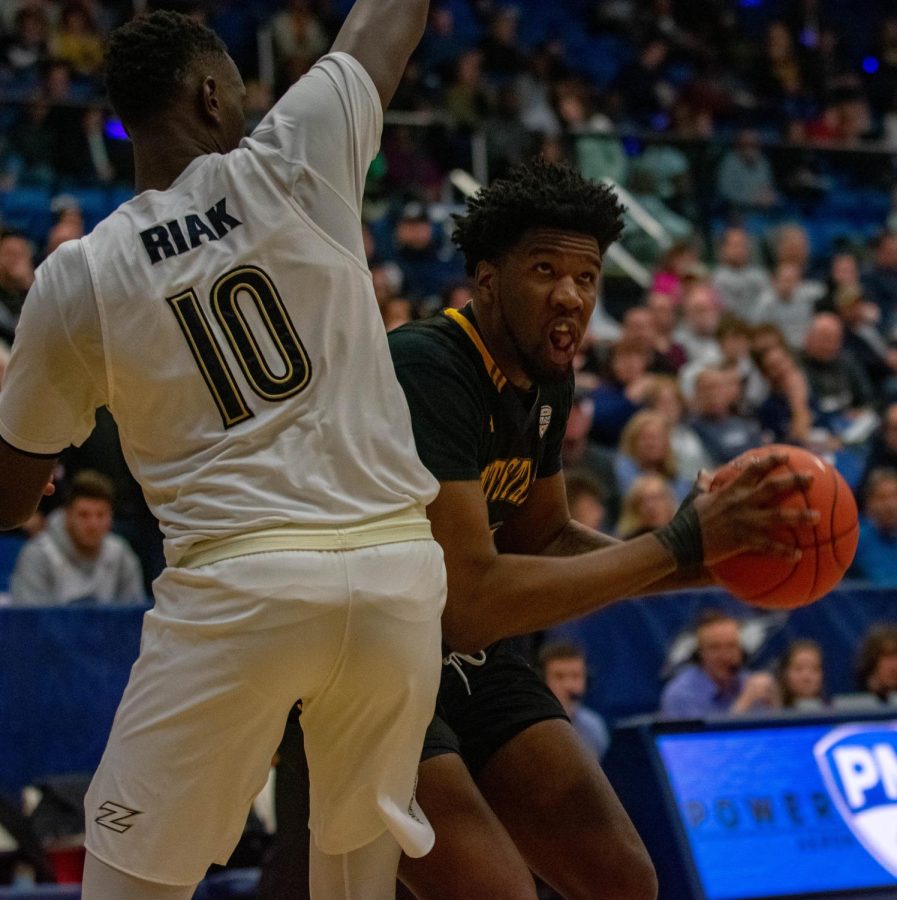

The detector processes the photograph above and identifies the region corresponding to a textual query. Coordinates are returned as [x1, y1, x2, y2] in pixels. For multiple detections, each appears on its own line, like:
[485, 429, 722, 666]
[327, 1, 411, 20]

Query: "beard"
[496, 292, 573, 385]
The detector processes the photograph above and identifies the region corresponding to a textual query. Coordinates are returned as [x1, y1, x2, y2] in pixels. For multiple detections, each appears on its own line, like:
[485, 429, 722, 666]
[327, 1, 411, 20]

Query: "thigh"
[398, 753, 538, 900]
[302, 540, 445, 859]
[478, 719, 658, 900]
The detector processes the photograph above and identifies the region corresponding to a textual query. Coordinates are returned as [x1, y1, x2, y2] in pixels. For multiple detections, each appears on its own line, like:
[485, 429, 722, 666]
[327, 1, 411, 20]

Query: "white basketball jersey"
[0, 53, 439, 563]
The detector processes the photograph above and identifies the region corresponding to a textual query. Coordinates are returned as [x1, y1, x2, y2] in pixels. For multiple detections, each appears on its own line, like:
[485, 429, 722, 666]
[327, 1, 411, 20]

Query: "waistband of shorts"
[177, 505, 433, 569]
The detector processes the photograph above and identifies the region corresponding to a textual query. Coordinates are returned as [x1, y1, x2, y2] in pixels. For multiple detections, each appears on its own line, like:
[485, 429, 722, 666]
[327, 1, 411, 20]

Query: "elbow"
[441, 603, 497, 655]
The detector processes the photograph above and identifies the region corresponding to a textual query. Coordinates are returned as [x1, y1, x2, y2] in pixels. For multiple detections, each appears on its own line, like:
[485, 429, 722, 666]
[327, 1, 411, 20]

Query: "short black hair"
[65, 470, 115, 508]
[452, 158, 625, 276]
[105, 10, 228, 126]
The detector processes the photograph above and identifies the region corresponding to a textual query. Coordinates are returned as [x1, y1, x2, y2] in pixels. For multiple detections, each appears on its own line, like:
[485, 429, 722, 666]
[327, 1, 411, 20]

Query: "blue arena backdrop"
[605, 712, 897, 900]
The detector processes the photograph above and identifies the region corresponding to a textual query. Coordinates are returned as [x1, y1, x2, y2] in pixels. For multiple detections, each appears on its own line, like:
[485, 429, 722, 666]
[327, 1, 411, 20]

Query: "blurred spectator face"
[381, 298, 412, 333]
[543, 654, 587, 711]
[622, 307, 657, 352]
[693, 369, 731, 417]
[883, 404, 897, 452]
[831, 252, 860, 286]
[395, 216, 434, 251]
[719, 228, 751, 267]
[536, 134, 566, 165]
[44, 62, 72, 102]
[430, 6, 454, 35]
[16, 8, 47, 47]
[569, 492, 604, 530]
[646, 291, 677, 336]
[564, 395, 594, 443]
[455, 49, 482, 86]
[775, 225, 810, 270]
[804, 314, 843, 362]
[65, 496, 113, 558]
[783, 645, 824, 701]
[766, 21, 795, 62]
[641, 38, 668, 69]
[633, 416, 669, 467]
[610, 345, 649, 384]
[865, 472, 897, 533]
[759, 344, 794, 387]
[697, 618, 743, 684]
[634, 475, 675, 529]
[752, 324, 787, 358]
[650, 379, 684, 424]
[0, 235, 35, 291]
[875, 233, 897, 270]
[734, 130, 762, 163]
[491, 8, 519, 44]
[719, 327, 750, 363]
[774, 262, 802, 299]
[443, 282, 473, 310]
[682, 285, 720, 336]
[869, 641, 897, 694]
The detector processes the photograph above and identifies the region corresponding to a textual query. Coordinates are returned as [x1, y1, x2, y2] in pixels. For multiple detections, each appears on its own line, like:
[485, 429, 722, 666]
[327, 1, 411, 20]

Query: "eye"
[578, 271, 597, 285]
[534, 261, 553, 275]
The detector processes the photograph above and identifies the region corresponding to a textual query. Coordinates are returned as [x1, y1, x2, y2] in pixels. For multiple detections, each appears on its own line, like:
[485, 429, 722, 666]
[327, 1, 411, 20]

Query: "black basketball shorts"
[420, 639, 568, 777]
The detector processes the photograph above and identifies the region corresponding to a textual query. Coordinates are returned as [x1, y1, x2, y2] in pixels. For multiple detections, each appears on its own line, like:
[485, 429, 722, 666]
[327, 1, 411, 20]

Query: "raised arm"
[331, 0, 429, 109]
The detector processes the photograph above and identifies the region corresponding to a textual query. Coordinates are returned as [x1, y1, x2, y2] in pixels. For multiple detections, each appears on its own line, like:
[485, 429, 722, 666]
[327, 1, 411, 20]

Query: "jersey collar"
[443, 306, 508, 392]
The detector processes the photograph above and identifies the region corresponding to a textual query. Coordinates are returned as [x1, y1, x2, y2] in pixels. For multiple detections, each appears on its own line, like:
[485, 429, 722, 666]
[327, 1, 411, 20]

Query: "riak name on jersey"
[139, 197, 243, 265]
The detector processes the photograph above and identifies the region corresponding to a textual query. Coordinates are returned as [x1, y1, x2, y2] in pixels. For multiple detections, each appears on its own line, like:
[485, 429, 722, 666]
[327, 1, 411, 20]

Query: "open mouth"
[548, 321, 577, 363]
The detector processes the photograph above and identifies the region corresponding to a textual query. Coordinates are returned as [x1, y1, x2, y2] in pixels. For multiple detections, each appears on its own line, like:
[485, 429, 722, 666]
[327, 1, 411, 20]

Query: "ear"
[200, 75, 221, 124]
[474, 259, 498, 305]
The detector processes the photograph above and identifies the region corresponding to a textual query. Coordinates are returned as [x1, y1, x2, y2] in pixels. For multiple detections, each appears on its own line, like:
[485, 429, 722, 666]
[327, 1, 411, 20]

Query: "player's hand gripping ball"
[708, 444, 858, 609]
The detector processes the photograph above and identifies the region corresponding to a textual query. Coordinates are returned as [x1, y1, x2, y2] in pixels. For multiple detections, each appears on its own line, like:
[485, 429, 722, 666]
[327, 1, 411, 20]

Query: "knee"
[565, 835, 657, 900]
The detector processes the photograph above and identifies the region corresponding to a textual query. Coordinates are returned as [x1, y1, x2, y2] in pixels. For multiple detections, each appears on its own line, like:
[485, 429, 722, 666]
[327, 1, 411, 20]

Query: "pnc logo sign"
[814, 723, 897, 877]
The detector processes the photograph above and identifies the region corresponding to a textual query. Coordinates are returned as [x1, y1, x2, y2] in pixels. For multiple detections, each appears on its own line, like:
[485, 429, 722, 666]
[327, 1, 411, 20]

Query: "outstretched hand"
[694, 452, 818, 567]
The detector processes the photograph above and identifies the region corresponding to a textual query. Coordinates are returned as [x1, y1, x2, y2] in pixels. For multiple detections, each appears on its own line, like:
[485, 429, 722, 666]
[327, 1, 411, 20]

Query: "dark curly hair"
[452, 158, 626, 276]
[105, 10, 228, 127]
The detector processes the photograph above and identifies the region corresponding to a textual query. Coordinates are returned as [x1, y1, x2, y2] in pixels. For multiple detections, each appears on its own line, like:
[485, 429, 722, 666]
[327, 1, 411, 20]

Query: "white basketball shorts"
[83, 538, 446, 886]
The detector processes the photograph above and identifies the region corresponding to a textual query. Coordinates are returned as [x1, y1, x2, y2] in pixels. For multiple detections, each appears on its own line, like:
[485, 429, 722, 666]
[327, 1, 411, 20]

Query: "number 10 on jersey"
[167, 265, 312, 428]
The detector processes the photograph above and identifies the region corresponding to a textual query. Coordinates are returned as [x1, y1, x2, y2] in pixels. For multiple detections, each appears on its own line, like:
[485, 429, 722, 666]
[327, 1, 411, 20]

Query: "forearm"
[441, 533, 677, 652]
[331, 0, 429, 108]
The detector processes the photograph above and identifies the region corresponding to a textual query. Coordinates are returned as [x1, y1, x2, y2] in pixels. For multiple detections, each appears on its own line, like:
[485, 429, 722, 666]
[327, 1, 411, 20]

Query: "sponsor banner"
[657, 722, 897, 900]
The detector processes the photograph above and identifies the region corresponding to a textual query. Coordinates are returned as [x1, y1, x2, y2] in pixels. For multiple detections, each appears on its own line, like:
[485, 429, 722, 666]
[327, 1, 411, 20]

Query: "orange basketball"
[707, 444, 859, 609]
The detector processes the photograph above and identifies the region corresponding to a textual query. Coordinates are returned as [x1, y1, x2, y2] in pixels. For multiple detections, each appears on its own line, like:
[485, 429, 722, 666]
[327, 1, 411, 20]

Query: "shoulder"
[389, 317, 472, 371]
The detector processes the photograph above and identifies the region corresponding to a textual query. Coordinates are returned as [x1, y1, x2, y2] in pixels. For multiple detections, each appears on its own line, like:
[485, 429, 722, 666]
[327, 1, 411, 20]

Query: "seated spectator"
[620, 305, 679, 375]
[616, 473, 677, 539]
[851, 468, 897, 587]
[834, 284, 897, 402]
[855, 624, 897, 701]
[800, 313, 877, 442]
[689, 366, 763, 465]
[775, 639, 828, 709]
[270, 0, 328, 91]
[717, 316, 768, 414]
[711, 226, 771, 319]
[715, 129, 778, 211]
[645, 290, 687, 371]
[819, 250, 863, 313]
[660, 609, 780, 718]
[50, 1, 106, 80]
[0, 231, 34, 347]
[754, 342, 813, 445]
[538, 640, 610, 760]
[752, 261, 826, 349]
[673, 279, 723, 371]
[862, 230, 897, 339]
[770, 223, 822, 284]
[589, 338, 655, 448]
[858, 402, 897, 494]
[564, 469, 606, 532]
[562, 389, 620, 526]
[646, 375, 710, 481]
[650, 239, 703, 305]
[10, 471, 145, 607]
[615, 409, 692, 502]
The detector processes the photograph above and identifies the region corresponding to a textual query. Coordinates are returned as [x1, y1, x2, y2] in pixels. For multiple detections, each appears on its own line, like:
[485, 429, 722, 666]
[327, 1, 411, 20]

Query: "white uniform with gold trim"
[0, 53, 445, 885]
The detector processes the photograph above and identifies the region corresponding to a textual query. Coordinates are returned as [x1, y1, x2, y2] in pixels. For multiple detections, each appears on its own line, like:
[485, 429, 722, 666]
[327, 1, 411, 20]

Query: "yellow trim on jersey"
[178, 505, 432, 568]
[443, 308, 507, 392]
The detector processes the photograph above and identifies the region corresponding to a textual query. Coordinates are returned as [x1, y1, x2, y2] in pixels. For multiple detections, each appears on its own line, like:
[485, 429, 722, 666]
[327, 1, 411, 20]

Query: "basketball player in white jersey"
[0, 4, 446, 898]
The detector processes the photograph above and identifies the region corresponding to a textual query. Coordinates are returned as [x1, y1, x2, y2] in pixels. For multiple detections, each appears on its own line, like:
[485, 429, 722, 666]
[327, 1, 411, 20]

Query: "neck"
[131, 116, 224, 193]
[470, 297, 533, 390]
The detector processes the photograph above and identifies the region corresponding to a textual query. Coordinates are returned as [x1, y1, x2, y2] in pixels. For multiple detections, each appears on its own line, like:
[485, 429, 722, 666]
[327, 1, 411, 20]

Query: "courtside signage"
[657, 721, 897, 899]
[814, 723, 897, 879]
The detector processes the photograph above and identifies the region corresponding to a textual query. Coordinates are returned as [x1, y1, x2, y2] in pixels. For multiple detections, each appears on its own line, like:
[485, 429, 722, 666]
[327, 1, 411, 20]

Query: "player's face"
[493, 229, 601, 385]
[65, 497, 112, 557]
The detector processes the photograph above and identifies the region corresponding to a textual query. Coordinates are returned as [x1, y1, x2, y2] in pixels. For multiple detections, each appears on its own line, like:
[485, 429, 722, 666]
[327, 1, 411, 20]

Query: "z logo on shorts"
[814, 723, 897, 877]
[95, 801, 142, 834]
